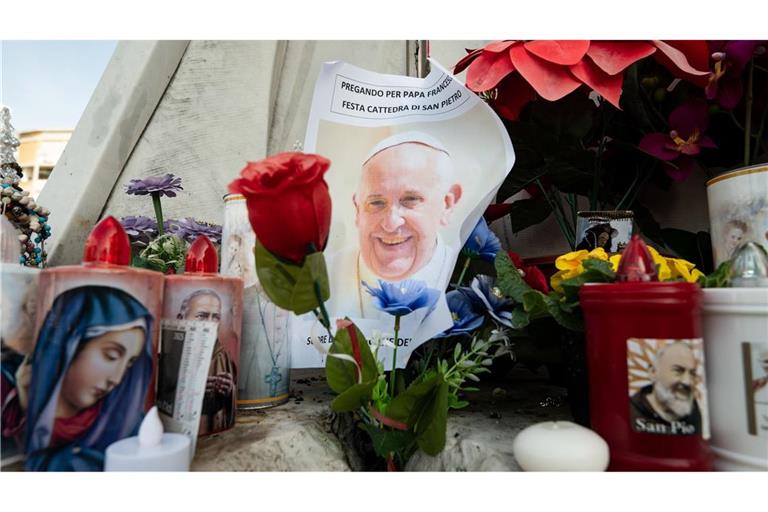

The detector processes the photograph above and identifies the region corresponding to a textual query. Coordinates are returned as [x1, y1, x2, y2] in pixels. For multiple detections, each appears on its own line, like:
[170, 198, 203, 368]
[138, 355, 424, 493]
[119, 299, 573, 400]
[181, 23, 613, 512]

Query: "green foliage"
[326, 320, 378, 396]
[253, 239, 330, 315]
[698, 261, 733, 288]
[137, 233, 186, 273]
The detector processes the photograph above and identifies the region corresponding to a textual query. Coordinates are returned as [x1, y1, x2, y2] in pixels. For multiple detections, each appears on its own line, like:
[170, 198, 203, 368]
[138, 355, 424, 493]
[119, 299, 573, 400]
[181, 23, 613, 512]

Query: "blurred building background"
[16, 129, 72, 198]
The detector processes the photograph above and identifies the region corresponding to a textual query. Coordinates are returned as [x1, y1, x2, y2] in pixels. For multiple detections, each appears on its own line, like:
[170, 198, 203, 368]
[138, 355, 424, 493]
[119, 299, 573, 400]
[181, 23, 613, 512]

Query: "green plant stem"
[152, 192, 165, 236]
[312, 280, 334, 342]
[591, 136, 607, 211]
[390, 315, 401, 399]
[456, 256, 471, 287]
[617, 165, 642, 210]
[744, 60, 755, 166]
[537, 179, 575, 249]
[753, 96, 768, 162]
[567, 193, 578, 238]
[553, 191, 575, 241]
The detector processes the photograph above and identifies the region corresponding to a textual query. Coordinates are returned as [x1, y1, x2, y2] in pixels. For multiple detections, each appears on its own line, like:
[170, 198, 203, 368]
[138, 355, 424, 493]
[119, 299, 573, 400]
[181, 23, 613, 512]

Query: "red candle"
[579, 235, 714, 471]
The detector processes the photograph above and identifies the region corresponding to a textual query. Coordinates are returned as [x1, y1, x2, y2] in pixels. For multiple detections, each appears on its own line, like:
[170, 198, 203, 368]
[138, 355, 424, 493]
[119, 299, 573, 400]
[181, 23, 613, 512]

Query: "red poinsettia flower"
[706, 40, 763, 109]
[638, 100, 716, 182]
[455, 40, 710, 120]
[507, 251, 550, 294]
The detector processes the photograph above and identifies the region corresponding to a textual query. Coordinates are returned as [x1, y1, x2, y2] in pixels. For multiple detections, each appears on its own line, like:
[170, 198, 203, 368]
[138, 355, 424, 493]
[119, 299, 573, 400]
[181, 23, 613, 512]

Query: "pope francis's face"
[354, 142, 461, 281]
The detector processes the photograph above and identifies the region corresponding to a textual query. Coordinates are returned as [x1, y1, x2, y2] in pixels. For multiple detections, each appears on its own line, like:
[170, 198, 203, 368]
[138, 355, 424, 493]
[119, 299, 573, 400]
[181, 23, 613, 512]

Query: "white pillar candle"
[513, 421, 610, 471]
[104, 406, 191, 471]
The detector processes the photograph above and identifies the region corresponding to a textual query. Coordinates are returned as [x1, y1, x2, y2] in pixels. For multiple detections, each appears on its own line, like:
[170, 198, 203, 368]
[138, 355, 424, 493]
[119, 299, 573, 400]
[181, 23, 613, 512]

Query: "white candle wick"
[138, 406, 164, 449]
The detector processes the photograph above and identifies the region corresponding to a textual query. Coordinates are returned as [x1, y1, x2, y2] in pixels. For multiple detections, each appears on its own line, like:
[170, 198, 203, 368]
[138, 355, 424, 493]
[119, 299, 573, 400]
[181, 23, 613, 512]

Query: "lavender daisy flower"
[120, 216, 158, 247]
[170, 217, 223, 245]
[125, 173, 183, 198]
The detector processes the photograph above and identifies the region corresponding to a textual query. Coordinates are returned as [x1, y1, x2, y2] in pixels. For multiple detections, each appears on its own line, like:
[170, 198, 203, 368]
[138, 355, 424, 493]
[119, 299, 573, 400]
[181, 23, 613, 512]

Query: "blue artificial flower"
[470, 275, 514, 328]
[462, 217, 502, 262]
[363, 279, 441, 317]
[434, 288, 485, 338]
[125, 173, 183, 197]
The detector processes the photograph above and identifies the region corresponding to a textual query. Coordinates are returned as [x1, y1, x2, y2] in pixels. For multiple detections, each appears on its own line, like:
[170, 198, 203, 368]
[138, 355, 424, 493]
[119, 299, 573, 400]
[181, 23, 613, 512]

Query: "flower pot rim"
[706, 164, 768, 187]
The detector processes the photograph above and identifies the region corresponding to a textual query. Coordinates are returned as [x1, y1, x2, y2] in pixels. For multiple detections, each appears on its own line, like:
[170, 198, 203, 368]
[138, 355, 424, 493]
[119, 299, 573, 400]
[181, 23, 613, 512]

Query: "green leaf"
[387, 372, 441, 424]
[495, 251, 531, 303]
[522, 290, 549, 317]
[326, 320, 378, 394]
[330, 380, 376, 412]
[581, 258, 616, 279]
[545, 296, 584, 332]
[510, 307, 530, 329]
[699, 261, 733, 288]
[504, 196, 553, 234]
[363, 424, 417, 459]
[415, 378, 449, 456]
[254, 239, 330, 315]
[496, 163, 549, 203]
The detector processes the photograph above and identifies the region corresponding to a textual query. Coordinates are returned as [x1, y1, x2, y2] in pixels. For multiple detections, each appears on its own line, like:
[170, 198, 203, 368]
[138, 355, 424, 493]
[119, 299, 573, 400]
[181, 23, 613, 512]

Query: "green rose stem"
[312, 281, 334, 342]
[455, 256, 471, 287]
[744, 59, 755, 167]
[390, 315, 401, 399]
[151, 192, 165, 236]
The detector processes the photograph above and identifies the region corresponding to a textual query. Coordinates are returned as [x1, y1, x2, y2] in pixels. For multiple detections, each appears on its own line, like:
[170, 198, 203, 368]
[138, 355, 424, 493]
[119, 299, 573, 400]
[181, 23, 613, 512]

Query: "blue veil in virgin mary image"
[24, 285, 154, 471]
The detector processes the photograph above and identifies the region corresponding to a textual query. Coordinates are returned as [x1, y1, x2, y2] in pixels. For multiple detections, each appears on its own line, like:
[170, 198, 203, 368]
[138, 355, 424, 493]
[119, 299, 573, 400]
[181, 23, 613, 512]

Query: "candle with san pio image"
[221, 193, 292, 410]
[580, 235, 714, 471]
[160, 235, 243, 435]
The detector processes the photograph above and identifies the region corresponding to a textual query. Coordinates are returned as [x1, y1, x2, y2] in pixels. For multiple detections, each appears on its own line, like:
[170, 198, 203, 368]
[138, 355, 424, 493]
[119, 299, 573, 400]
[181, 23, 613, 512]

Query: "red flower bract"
[456, 40, 710, 120]
[228, 152, 332, 263]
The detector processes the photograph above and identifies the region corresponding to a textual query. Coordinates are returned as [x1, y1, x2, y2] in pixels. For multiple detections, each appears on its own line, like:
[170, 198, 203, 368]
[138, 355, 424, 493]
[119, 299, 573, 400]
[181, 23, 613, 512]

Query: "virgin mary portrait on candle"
[13, 285, 154, 471]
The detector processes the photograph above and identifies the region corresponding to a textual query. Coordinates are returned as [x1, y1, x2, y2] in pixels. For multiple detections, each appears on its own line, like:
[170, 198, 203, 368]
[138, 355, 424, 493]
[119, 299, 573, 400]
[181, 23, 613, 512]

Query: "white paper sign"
[156, 319, 219, 455]
[294, 59, 514, 369]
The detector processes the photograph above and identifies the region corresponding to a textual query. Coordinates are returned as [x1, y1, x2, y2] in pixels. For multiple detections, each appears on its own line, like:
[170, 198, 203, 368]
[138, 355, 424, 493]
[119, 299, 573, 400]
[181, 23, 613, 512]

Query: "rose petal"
[492, 74, 537, 120]
[569, 58, 624, 109]
[485, 40, 517, 53]
[639, 132, 679, 161]
[484, 203, 515, 223]
[650, 41, 711, 77]
[586, 41, 656, 75]
[453, 47, 483, 75]
[509, 45, 581, 101]
[466, 50, 515, 92]
[664, 156, 696, 182]
[669, 99, 709, 136]
[653, 40, 711, 86]
[524, 40, 590, 65]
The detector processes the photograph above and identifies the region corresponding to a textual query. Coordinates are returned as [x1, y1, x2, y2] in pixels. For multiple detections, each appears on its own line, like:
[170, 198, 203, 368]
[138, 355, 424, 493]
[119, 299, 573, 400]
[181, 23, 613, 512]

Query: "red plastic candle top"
[616, 234, 659, 282]
[83, 216, 132, 266]
[185, 235, 218, 273]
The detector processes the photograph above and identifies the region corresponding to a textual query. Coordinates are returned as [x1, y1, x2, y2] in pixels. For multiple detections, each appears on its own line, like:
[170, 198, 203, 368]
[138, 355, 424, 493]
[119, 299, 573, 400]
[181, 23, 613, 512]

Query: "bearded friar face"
[651, 343, 698, 419]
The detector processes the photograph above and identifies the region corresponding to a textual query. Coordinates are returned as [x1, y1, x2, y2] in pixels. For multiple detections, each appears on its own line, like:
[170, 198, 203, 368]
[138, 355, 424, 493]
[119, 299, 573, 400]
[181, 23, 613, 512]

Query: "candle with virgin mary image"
[576, 211, 634, 253]
[10, 217, 164, 471]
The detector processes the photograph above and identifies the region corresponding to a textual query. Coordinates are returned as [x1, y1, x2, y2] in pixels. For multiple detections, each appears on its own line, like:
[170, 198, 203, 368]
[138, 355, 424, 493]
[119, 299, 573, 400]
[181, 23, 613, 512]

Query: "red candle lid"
[83, 216, 132, 266]
[616, 234, 659, 282]
[185, 235, 218, 273]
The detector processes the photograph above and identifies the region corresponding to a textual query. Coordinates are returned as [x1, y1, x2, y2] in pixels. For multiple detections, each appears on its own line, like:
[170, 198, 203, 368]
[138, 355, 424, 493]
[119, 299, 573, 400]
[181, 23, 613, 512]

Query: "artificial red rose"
[507, 250, 550, 293]
[228, 152, 332, 263]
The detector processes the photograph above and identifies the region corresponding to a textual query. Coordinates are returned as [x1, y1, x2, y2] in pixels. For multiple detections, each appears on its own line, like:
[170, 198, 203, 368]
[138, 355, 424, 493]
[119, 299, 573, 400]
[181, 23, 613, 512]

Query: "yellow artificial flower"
[666, 257, 705, 283]
[550, 248, 610, 293]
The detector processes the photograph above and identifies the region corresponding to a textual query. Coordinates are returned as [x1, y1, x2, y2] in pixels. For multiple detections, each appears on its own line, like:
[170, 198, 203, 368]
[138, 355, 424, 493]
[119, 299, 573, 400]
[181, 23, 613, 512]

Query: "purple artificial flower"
[362, 279, 441, 317]
[706, 41, 762, 109]
[167, 217, 223, 244]
[120, 215, 158, 247]
[638, 99, 716, 182]
[125, 173, 183, 197]
[462, 217, 502, 262]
